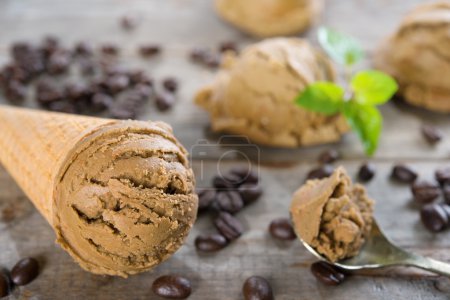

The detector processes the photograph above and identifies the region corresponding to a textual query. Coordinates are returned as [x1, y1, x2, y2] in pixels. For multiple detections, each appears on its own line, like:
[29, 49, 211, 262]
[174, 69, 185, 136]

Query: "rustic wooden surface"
[0, 0, 450, 299]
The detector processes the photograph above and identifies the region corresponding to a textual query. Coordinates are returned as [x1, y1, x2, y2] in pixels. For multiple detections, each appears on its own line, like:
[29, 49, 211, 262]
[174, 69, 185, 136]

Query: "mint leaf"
[343, 102, 382, 156]
[351, 70, 398, 105]
[318, 27, 364, 66]
[295, 82, 344, 115]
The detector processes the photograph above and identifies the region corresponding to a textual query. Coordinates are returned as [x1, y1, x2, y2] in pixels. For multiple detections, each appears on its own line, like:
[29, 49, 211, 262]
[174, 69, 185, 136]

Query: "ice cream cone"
[0, 105, 198, 277]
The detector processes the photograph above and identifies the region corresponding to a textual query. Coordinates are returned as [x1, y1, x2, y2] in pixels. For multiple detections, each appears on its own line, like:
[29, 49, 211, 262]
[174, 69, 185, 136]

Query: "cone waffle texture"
[0, 105, 113, 223]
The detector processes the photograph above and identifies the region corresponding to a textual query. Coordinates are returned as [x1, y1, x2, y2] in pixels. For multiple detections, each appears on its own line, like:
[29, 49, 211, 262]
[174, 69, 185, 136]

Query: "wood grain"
[0, 0, 449, 299]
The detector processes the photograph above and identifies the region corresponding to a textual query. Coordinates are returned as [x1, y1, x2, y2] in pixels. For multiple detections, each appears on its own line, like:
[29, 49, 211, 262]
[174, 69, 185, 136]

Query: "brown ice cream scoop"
[374, 2, 450, 113]
[0, 105, 198, 277]
[290, 167, 374, 262]
[195, 38, 349, 148]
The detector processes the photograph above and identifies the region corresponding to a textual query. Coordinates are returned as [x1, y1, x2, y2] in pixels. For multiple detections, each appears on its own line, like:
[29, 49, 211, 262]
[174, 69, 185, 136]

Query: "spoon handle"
[404, 254, 450, 277]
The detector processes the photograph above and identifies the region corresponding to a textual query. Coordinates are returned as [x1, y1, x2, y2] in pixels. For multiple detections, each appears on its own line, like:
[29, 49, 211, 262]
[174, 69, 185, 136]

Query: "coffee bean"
[421, 124, 443, 145]
[64, 82, 88, 100]
[238, 183, 263, 205]
[41, 36, 60, 58]
[78, 57, 96, 75]
[91, 93, 114, 111]
[310, 261, 346, 286]
[47, 51, 71, 75]
[133, 83, 153, 99]
[242, 276, 274, 300]
[444, 185, 450, 204]
[411, 181, 440, 204]
[420, 204, 449, 232]
[11, 257, 39, 286]
[162, 77, 178, 93]
[268, 218, 296, 241]
[152, 275, 192, 299]
[0, 272, 10, 298]
[318, 149, 339, 164]
[129, 70, 153, 86]
[5, 80, 27, 103]
[214, 212, 244, 241]
[219, 41, 238, 53]
[155, 92, 175, 111]
[36, 80, 63, 104]
[229, 166, 259, 184]
[435, 168, 450, 186]
[306, 165, 333, 181]
[213, 173, 242, 189]
[109, 104, 137, 120]
[101, 44, 119, 56]
[391, 164, 418, 183]
[216, 191, 244, 214]
[139, 45, 161, 57]
[197, 189, 216, 211]
[106, 74, 130, 94]
[358, 163, 376, 182]
[121, 15, 138, 31]
[189, 48, 209, 63]
[204, 53, 221, 69]
[195, 233, 228, 252]
[74, 41, 94, 56]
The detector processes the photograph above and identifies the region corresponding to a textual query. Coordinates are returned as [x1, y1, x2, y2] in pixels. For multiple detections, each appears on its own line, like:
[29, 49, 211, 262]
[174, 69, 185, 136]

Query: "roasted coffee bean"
[132, 83, 153, 99]
[11, 41, 32, 60]
[411, 181, 440, 204]
[242, 276, 274, 300]
[78, 57, 96, 75]
[91, 93, 114, 111]
[268, 218, 296, 241]
[5, 80, 26, 103]
[435, 167, 450, 186]
[74, 41, 94, 56]
[197, 189, 216, 211]
[216, 191, 244, 214]
[47, 51, 71, 75]
[219, 41, 238, 53]
[310, 261, 346, 286]
[155, 92, 175, 111]
[129, 70, 153, 86]
[189, 47, 209, 63]
[357, 162, 376, 182]
[65, 82, 88, 100]
[204, 53, 221, 69]
[318, 149, 339, 164]
[444, 185, 450, 204]
[420, 203, 449, 233]
[152, 275, 192, 299]
[101, 44, 119, 56]
[442, 204, 450, 219]
[41, 36, 60, 57]
[47, 101, 78, 114]
[1, 64, 29, 83]
[109, 104, 137, 120]
[36, 80, 63, 104]
[121, 15, 138, 30]
[238, 183, 263, 205]
[214, 212, 244, 241]
[139, 45, 161, 57]
[229, 166, 259, 184]
[421, 124, 443, 145]
[11, 257, 39, 286]
[306, 165, 333, 181]
[162, 77, 178, 93]
[391, 164, 418, 183]
[0, 272, 9, 298]
[106, 74, 130, 94]
[195, 233, 228, 252]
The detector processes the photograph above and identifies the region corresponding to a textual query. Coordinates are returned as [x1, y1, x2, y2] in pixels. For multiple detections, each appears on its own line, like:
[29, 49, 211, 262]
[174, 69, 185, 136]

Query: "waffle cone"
[0, 105, 114, 224]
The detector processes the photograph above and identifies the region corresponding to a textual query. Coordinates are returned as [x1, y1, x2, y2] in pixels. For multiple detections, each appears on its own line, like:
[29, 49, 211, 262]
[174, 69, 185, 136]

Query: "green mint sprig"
[295, 27, 398, 156]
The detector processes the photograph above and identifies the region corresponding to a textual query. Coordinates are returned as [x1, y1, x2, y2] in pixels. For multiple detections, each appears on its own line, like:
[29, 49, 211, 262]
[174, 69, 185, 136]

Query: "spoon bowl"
[300, 220, 450, 276]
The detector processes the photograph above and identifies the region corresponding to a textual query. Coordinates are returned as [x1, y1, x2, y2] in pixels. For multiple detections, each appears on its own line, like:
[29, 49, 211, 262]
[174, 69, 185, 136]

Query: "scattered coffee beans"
[197, 189, 217, 211]
[216, 191, 244, 214]
[242, 276, 274, 300]
[214, 212, 244, 241]
[391, 164, 418, 183]
[195, 233, 228, 253]
[411, 181, 440, 204]
[318, 149, 339, 164]
[358, 163, 376, 182]
[421, 124, 443, 145]
[435, 168, 450, 186]
[306, 165, 334, 181]
[229, 167, 259, 184]
[152, 275, 192, 299]
[268, 218, 296, 241]
[10, 257, 39, 286]
[238, 183, 263, 205]
[212, 173, 241, 190]
[420, 204, 449, 233]
[310, 261, 346, 286]
[0, 272, 9, 298]
[155, 92, 176, 111]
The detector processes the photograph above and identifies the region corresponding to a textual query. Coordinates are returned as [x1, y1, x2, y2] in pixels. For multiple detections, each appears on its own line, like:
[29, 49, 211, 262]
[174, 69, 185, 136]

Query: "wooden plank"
[0, 0, 449, 299]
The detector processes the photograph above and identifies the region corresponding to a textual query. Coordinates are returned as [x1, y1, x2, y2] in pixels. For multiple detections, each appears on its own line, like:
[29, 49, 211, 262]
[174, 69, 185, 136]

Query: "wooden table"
[0, 0, 449, 299]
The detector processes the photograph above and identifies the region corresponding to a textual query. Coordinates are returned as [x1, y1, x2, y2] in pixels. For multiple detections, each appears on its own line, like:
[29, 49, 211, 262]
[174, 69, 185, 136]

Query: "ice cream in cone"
[0, 105, 198, 277]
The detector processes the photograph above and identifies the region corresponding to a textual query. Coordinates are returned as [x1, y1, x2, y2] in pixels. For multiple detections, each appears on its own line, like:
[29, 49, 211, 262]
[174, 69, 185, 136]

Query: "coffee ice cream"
[374, 2, 450, 112]
[215, 0, 323, 37]
[290, 167, 374, 262]
[195, 38, 349, 148]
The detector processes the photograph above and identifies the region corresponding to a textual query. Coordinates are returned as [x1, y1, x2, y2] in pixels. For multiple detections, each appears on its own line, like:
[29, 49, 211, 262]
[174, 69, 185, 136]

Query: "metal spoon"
[299, 220, 450, 276]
